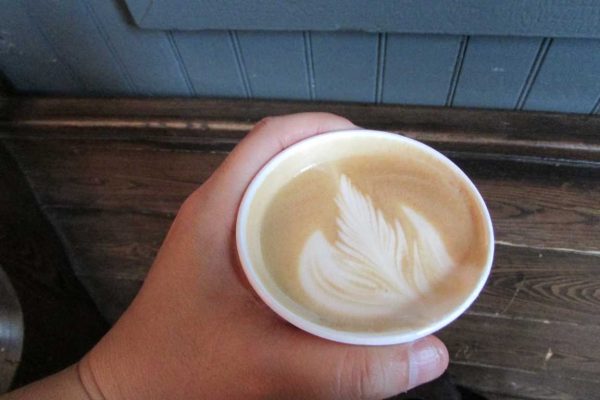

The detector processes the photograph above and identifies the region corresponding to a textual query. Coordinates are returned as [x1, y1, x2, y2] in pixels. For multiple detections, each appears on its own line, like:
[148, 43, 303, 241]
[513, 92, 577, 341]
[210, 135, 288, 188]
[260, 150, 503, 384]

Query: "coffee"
[239, 131, 492, 339]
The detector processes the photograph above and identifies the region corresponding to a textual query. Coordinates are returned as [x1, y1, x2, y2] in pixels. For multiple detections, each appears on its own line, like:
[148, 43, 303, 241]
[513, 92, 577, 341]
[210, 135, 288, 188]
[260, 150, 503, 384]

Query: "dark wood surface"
[0, 142, 108, 390]
[1, 97, 599, 399]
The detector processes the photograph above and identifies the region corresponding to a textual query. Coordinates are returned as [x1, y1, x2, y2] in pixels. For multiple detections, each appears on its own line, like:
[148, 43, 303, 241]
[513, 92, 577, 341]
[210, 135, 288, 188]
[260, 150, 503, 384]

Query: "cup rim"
[236, 129, 495, 345]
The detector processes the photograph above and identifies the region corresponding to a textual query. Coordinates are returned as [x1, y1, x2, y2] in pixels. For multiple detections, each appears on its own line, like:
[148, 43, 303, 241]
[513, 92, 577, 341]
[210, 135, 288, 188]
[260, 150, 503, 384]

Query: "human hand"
[17, 113, 449, 399]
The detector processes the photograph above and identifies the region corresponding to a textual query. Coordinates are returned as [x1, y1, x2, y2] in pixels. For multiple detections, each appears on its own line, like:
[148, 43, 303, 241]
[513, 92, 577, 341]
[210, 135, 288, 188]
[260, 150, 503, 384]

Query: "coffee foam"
[299, 175, 453, 318]
[243, 132, 491, 334]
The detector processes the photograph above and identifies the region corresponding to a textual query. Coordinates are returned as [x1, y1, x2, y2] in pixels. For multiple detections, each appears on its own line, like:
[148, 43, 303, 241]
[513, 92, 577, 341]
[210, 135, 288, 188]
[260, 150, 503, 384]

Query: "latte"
[237, 130, 493, 343]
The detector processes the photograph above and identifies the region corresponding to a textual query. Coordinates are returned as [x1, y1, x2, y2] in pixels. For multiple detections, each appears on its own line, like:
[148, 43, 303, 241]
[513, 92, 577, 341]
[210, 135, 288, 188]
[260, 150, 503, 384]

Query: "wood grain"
[4, 138, 598, 252]
[0, 143, 108, 388]
[46, 208, 170, 280]
[43, 205, 600, 331]
[77, 275, 143, 325]
[5, 97, 600, 140]
[2, 97, 599, 399]
[42, 204, 600, 395]
[440, 314, 600, 383]
[473, 246, 600, 325]
[449, 362, 599, 400]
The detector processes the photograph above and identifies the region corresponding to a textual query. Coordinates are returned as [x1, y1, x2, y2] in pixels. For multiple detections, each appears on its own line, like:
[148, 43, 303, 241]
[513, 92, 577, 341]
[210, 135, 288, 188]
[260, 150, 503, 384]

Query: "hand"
[10, 113, 448, 400]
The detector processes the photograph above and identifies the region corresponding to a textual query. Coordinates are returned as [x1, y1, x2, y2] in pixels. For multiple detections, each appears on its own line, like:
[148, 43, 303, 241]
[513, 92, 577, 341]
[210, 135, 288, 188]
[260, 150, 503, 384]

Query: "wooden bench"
[1, 97, 598, 399]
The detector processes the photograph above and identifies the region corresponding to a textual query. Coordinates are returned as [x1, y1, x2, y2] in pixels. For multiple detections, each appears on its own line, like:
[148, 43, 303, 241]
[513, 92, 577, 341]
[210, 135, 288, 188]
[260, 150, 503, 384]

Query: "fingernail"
[407, 339, 448, 389]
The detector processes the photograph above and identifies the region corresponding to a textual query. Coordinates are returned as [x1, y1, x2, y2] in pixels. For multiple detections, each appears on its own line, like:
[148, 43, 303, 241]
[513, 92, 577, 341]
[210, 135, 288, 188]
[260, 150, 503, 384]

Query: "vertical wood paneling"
[0, 2, 81, 93]
[445, 36, 469, 106]
[523, 38, 600, 114]
[514, 38, 552, 110]
[2, 1, 600, 114]
[171, 32, 246, 98]
[453, 37, 542, 109]
[23, 0, 133, 95]
[303, 33, 317, 100]
[85, 0, 191, 96]
[382, 35, 461, 106]
[236, 32, 309, 100]
[228, 31, 252, 98]
[310, 32, 378, 103]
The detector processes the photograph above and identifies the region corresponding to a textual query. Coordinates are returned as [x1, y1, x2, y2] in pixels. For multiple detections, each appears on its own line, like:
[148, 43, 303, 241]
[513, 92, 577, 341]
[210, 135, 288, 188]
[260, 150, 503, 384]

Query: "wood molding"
[2, 97, 599, 164]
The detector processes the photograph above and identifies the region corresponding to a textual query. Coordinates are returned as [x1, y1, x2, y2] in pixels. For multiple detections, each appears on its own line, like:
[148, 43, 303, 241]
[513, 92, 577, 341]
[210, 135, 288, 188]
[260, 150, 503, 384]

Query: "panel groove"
[83, 0, 137, 94]
[515, 38, 552, 110]
[591, 93, 600, 115]
[139, 0, 155, 24]
[166, 32, 195, 96]
[303, 32, 316, 100]
[228, 31, 252, 98]
[374, 33, 387, 104]
[22, 1, 86, 90]
[446, 35, 469, 106]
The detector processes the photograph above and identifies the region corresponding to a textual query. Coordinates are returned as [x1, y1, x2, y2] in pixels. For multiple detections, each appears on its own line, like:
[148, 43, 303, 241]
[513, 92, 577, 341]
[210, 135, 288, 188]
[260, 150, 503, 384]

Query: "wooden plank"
[310, 32, 378, 102]
[40, 206, 600, 324]
[4, 121, 599, 166]
[523, 38, 600, 114]
[3, 139, 224, 214]
[124, 0, 600, 39]
[44, 208, 170, 280]
[448, 363, 598, 400]
[170, 31, 246, 97]
[84, 0, 192, 96]
[440, 314, 600, 383]
[77, 275, 143, 324]
[478, 393, 524, 400]
[22, 0, 133, 95]
[0, 97, 600, 147]
[382, 34, 461, 106]
[453, 36, 542, 109]
[37, 206, 600, 398]
[0, 143, 108, 388]
[4, 138, 598, 251]
[457, 158, 600, 252]
[472, 245, 600, 325]
[236, 32, 310, 100]
[0, 3, 81, 93]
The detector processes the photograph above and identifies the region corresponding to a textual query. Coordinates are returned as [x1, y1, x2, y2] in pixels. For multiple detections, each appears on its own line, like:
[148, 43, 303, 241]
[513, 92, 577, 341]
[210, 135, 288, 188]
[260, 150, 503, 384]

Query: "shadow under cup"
[236, 130, 494, 345]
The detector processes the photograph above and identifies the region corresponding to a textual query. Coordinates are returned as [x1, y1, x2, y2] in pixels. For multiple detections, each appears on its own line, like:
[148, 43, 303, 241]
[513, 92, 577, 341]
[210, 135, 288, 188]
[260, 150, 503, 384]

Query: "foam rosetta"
[299, 175, 454, 317]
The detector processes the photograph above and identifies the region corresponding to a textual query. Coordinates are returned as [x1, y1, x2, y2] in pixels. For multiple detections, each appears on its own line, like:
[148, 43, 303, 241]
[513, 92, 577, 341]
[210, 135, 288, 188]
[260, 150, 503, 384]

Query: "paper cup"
[236, 130, 494, 345]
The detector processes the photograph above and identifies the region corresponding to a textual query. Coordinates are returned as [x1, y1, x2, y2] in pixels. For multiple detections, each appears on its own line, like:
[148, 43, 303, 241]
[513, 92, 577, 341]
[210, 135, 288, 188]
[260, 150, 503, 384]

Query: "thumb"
[200, 112, 355, 221]
[279, 335, 449, 399]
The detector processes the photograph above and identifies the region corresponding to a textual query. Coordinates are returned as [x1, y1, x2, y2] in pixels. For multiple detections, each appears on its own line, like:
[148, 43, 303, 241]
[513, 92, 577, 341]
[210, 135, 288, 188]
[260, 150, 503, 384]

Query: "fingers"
[200, 112, 355, 217]
[278, 334, 448, 399]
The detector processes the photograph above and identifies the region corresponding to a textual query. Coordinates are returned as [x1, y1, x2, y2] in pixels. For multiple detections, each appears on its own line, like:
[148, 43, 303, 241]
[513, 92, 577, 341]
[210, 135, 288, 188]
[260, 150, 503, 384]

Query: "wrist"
[2, 364, 98, 400]
[77, 356, 109, 400]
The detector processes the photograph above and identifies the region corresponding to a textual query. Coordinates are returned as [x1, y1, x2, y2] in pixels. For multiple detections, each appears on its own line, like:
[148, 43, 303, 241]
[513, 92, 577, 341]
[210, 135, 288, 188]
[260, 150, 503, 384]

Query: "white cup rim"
[236, 129, 494, 345]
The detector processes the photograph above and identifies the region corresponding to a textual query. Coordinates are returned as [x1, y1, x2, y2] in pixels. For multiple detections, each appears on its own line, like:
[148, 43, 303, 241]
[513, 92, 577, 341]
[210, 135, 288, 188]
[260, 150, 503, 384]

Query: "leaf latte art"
[299, 175, 454, 317]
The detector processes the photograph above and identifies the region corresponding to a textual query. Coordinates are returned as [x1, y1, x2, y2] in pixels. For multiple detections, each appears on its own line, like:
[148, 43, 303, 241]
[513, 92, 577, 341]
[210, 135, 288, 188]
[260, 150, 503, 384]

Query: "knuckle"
[178, 186, 206, 217]
[344, 350, 385, 400]
[252, 116, 274, 131]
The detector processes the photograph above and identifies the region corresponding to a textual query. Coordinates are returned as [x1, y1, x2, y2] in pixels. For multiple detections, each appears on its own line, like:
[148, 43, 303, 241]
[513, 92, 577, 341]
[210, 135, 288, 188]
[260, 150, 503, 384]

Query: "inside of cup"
[238, 130, 494, 344]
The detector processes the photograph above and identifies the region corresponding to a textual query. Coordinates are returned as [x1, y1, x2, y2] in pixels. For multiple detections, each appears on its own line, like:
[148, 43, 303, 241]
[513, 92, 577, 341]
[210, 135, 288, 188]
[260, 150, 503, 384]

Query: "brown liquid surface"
[257, 148, 490, 332]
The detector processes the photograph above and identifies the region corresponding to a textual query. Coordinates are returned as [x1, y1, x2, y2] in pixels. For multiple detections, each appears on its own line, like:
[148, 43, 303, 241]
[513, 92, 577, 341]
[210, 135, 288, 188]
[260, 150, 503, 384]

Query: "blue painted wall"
[1, 0, 600, 114]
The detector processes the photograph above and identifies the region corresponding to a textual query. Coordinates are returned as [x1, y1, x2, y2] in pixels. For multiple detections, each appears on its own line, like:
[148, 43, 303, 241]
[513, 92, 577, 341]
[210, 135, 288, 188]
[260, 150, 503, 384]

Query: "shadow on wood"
[0, 142, 108, 389]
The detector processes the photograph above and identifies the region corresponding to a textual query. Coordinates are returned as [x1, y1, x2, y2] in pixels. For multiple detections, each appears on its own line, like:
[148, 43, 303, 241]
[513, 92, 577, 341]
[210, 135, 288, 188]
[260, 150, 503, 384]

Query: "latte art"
[299, 175, 454, 317]
[244, 132, 492, 335]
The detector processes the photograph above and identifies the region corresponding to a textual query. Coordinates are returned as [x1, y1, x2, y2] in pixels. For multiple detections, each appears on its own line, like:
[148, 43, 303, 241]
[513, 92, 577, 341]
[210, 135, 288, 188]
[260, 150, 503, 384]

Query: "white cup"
[236, 129, 494, 345]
